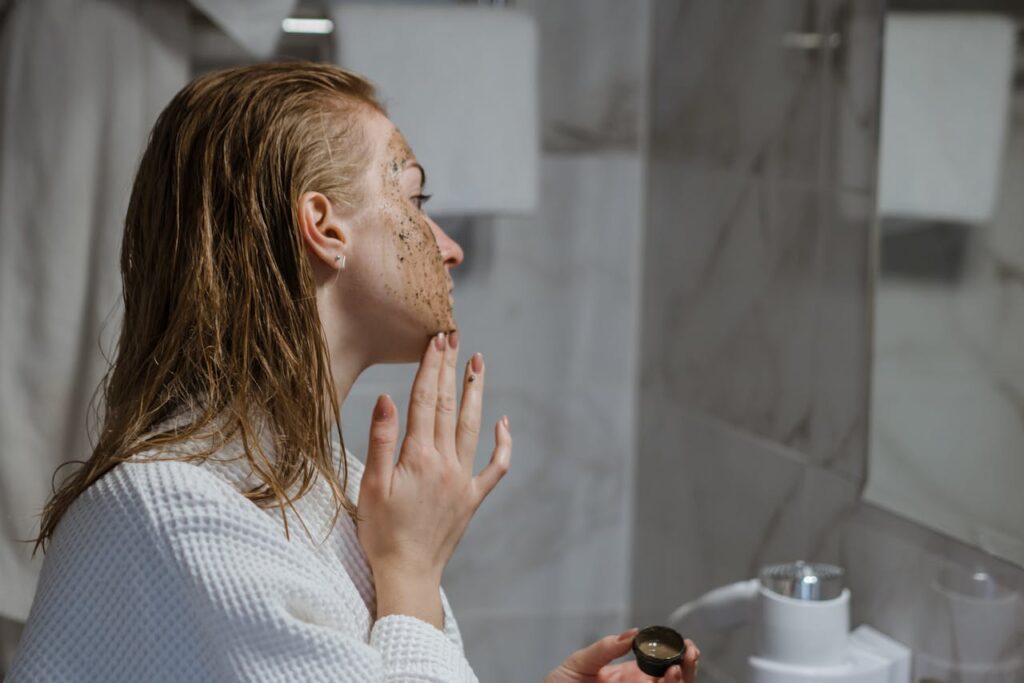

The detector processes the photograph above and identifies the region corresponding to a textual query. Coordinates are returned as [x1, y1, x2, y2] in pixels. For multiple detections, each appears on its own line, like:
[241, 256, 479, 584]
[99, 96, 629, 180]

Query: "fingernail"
[373, 394, 390, 421]
[435, 333, 445, 351]
[618, 627, 638, 640]
[471, 352, 483, 373]
[449, 330, 459, 349]
[502, 415, 510, 430]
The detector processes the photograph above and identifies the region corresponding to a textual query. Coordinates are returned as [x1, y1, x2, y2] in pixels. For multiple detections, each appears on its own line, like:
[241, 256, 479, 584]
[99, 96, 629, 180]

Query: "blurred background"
[2, 1, 1024, 681]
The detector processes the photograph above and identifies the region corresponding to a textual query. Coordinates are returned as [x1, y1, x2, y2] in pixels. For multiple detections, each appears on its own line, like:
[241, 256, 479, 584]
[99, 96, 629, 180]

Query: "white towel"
[0, 0, 297, 626]
[0, 0, 191, 623]
[330, 3, 539, 216]
[877, 13, 1016, 224]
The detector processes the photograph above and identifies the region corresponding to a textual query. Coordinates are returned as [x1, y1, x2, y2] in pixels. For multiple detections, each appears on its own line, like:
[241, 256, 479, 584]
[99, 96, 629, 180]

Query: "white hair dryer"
[667, 561, 911, 683]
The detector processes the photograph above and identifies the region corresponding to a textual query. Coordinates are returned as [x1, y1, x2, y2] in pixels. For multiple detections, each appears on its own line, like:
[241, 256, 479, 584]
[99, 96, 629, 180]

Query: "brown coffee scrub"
[380, 130, 455, 336]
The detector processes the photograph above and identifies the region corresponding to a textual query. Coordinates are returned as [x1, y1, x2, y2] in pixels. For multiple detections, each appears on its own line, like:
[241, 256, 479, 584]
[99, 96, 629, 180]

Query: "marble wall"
[342, 2, 651, 680]
[632, 1, 1024, 681]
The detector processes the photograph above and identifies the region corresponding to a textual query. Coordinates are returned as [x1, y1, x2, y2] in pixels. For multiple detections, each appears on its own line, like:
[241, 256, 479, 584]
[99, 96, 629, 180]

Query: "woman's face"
[342, 112, 463, 359]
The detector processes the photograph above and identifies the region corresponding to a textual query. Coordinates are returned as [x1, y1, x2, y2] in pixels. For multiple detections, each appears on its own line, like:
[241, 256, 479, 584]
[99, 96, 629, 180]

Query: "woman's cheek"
[390, 206, 453, 329]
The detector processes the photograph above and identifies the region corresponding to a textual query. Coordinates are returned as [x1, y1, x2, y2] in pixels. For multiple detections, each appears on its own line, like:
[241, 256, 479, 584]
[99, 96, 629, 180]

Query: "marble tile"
[630, 410, 813, 665]
[457, 611, 625, 683]
[639, 164, 821, 439]
[799, 460, 861, 567]
[442, 383, 632, 617]
[821, 0, 884, 193]
[649, 0, 882, 191]
[467, 154, 644, 393]
[640, 158, 871, 479]
[517, 0, 650, 152]
[805, 189, 873, 481]
[649, 0, 827, 184]
[991, 89, 1024, 272]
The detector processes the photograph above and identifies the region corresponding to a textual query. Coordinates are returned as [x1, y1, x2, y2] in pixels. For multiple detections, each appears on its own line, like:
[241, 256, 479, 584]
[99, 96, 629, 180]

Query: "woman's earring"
[335, 254, 346, 270]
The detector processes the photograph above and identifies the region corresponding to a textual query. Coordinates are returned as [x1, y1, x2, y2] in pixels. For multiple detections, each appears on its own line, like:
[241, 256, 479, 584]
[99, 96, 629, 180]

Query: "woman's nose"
[429, 219, 464, 269]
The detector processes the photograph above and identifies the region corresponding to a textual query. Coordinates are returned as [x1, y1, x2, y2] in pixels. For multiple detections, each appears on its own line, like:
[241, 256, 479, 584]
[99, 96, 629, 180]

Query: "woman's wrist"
[373, 569, 444, 631]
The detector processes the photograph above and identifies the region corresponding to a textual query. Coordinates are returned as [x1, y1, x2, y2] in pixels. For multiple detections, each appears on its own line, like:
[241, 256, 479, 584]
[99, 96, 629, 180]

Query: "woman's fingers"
[434, 331, 459, 454]
[405, 333, 446, 451]
[364, 394, 398, 491]
[561, 628, 638, 677]
[681, 640, 700, 683]
[456, 352, 484, 471]
[472, 416, 512, 507]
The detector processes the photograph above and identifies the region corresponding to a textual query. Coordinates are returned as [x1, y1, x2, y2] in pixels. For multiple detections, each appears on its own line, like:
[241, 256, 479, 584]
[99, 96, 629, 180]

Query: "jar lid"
[632, 625, 686, 677]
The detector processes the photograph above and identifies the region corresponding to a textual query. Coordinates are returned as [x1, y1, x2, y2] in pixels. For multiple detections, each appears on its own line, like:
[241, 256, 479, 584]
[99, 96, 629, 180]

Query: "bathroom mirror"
[865, 0, 1024, 566]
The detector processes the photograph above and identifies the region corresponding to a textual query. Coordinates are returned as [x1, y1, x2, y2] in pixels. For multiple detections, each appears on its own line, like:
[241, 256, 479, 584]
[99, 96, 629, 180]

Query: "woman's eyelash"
[413, 193, 432, 209]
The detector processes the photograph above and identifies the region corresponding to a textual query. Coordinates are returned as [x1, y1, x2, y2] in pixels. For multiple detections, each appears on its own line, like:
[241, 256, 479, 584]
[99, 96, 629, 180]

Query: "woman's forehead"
[368, 115, 414, 171]
[385, 127, 415, 162]
[362, 114, 421, 190]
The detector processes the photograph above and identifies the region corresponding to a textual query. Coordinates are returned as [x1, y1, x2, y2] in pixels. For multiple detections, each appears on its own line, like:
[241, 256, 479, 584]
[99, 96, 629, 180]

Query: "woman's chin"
[429, 305, 457, 336]
[379, 309, 456, 363]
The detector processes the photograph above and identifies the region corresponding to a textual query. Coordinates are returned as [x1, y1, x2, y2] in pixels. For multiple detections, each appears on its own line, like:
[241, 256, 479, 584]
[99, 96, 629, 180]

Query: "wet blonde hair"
[34, 62, 385, 553]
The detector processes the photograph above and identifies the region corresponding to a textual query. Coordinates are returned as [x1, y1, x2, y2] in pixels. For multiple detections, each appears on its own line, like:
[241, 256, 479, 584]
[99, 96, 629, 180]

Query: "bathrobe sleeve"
[6, 459, 479, 683]
[144, 461, 479, 682]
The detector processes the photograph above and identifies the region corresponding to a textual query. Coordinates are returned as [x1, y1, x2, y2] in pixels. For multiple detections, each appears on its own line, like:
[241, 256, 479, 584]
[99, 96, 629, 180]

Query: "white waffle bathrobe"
[6, 411, 479, 682]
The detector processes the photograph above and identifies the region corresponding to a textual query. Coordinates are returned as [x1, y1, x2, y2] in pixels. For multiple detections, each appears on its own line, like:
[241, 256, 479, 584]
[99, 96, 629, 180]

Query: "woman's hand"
[545, 629, 701, 683]
[357, 331, 512, 628]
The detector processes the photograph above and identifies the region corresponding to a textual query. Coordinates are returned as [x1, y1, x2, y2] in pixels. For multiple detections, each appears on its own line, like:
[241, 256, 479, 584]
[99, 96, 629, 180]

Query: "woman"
[7, 62, 699, 682]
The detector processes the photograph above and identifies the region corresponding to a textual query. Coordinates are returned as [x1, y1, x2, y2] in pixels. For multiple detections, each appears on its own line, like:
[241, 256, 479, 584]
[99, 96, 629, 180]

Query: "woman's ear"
[297, 191, 350, 268]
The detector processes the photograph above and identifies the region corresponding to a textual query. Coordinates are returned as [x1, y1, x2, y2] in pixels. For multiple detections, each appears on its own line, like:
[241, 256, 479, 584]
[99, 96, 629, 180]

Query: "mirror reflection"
[867, 4, 1024, 565]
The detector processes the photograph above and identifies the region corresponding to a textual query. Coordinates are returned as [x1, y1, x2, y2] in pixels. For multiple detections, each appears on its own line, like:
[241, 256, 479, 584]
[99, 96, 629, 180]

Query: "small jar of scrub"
[631, 625, 686, 677]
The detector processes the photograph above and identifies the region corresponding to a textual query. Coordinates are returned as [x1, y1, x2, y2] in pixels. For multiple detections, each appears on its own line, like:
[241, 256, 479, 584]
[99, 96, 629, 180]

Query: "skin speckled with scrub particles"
[381, 130, 455, 336]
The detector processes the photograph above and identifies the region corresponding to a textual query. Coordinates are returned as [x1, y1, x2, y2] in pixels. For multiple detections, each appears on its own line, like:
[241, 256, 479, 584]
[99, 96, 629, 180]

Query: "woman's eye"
[412, 193, 432, 210]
